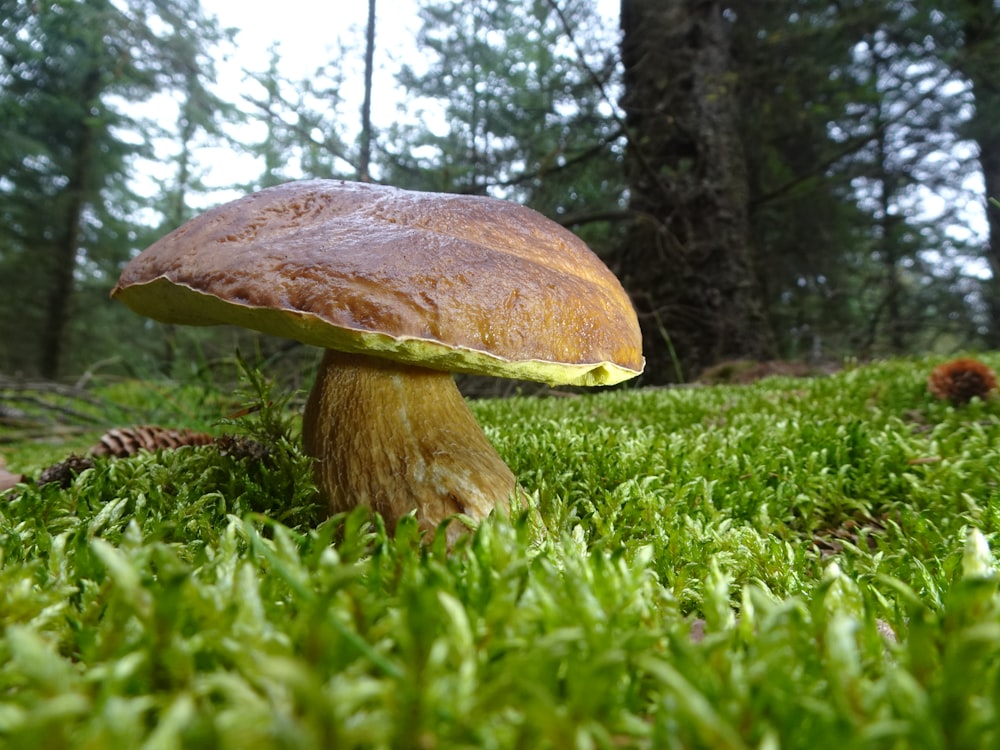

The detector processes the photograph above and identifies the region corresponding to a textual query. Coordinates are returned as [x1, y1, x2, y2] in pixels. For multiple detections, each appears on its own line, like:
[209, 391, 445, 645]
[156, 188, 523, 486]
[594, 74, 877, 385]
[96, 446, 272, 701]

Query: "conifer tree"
[0, 0, 233, 376]
[383, 0, 623, 231]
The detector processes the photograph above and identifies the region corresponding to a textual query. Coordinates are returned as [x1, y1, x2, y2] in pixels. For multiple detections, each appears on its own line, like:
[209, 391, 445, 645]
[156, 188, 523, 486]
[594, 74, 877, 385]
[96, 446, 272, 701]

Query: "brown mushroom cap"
[112, 180, 644, 386]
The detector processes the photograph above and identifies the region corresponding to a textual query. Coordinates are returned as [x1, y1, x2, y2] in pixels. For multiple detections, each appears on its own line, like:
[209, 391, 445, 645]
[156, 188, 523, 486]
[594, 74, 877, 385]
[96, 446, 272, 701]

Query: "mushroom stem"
[302, 348, 515, 540]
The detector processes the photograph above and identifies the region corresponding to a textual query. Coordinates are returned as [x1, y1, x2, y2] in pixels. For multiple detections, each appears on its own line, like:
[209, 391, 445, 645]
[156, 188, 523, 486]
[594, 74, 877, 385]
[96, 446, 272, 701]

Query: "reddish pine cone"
[89, 425, 215, 458]
[928, 358, 997, 405]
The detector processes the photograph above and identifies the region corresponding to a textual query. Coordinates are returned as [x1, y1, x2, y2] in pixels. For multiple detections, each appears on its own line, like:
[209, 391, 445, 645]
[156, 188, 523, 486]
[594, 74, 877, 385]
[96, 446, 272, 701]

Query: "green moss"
[3, 355, 1000, 747]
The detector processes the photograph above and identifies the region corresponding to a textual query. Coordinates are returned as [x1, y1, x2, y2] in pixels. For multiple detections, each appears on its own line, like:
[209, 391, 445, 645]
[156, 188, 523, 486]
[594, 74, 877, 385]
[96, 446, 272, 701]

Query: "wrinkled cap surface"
[113, 180, 644, 386]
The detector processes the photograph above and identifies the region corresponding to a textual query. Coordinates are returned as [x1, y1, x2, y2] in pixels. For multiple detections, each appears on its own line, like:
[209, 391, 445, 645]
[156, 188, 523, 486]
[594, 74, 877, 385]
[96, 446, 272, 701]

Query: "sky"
[182, 0, 619, 196]
[205, 1, 418, 78]
[203, 0, 421, 112]
[178, 0, 422, 195]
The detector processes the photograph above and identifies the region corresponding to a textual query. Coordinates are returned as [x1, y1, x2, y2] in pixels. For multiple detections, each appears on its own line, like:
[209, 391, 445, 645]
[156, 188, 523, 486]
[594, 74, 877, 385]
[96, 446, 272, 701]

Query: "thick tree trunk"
[959, 0, 1000, 346]
[979, 129, 1000, 347]
[618, 0, 774, 383]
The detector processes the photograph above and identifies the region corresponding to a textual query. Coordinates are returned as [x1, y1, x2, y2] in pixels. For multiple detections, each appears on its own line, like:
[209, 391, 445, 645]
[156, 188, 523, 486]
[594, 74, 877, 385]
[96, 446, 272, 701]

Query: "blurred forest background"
[1, 0, 999, 387]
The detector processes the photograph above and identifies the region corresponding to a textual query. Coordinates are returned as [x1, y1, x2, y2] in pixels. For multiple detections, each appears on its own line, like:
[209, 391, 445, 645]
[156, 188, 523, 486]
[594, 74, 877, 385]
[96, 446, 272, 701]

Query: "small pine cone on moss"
[37, 454, 96, 489]
[214, 434, 274, 466]
[89, 425, 215, 458]
[928, 358, 998, 405]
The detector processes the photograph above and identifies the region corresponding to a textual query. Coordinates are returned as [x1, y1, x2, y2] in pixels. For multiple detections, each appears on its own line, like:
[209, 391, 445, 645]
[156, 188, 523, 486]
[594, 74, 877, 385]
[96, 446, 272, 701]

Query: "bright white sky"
[185, 0, 619, 196]
[204, 0, 421, 109]
[183, 0, 422, 195]
[209, 1, 417, 72]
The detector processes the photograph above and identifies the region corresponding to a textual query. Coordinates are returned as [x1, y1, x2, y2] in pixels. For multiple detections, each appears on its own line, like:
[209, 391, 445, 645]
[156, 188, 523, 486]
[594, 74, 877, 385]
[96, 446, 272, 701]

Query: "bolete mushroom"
[112, 180, 643, 541]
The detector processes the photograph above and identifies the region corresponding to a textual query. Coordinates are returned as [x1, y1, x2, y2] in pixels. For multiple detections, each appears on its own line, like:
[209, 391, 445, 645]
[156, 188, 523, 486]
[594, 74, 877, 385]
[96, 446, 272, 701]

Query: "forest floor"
[2, 355, 1000, 748]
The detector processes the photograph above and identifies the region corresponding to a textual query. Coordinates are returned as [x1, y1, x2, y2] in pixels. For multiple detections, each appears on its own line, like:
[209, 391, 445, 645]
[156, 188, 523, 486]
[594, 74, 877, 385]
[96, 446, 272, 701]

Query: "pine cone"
[89, 425, 215, 458]
[214, 434, 274, 466]
[37, 454, 95, 489]
[928, 358, 997, 405]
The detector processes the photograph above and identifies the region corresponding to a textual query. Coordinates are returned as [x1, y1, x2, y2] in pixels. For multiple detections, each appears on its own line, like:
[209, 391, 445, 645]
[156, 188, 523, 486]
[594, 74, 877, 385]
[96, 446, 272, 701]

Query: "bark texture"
[618, 0, 774, 383]
[959, 0, 1000, 346]
[40, 67, 100, 379]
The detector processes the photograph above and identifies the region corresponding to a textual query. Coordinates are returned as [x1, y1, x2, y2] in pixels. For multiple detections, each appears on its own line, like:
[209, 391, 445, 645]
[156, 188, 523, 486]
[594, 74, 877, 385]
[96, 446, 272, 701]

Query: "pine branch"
[554, 208, 633, 229]
[243, 95, 358, 174]
[544, 0, 673, 206]
[751, 53, 966, 209]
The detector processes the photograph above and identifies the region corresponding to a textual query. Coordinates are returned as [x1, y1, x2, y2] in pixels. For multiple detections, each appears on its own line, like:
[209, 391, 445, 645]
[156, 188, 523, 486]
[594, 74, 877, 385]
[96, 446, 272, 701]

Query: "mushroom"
[112, 180, 644, 542]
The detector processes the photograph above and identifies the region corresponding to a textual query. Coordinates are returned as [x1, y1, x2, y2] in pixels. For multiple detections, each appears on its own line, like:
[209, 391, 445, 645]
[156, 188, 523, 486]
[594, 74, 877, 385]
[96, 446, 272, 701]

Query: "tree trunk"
[868, 85, 905, 356]
[39, 68, 100, 379]
[960, 0, 1000, 346]
[358, 0, 376, 182]
[618, 0, 774, 383]
[979, 127, 1000, 347]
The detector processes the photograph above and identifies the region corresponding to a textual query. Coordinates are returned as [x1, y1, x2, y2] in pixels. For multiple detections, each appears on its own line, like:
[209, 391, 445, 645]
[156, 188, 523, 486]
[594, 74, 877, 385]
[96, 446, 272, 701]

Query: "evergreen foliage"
[240, 44, 357, 183]
[381, 0, 628, 254]
[0, 0, 234, 377]
[737, 0, 987, 360]
[387, 3, 615, 189]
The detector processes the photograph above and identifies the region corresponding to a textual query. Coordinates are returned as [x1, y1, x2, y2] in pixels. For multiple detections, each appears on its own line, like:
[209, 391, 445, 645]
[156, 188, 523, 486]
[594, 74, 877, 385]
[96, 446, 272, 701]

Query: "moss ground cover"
[3, 355, 1000, 748]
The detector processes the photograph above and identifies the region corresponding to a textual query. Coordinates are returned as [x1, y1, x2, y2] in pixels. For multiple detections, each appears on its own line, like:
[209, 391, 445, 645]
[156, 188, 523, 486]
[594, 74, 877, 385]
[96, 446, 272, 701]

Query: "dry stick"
[0, 376, 111, 407]
[1, 392, 105, 425]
